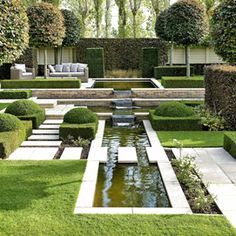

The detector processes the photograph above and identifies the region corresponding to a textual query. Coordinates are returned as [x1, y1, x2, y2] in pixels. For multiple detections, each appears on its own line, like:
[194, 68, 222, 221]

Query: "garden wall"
[205, 65, 236, 130]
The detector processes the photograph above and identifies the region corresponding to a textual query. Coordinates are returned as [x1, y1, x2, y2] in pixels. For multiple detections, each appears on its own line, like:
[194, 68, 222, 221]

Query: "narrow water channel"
[93, 121, 170, 207]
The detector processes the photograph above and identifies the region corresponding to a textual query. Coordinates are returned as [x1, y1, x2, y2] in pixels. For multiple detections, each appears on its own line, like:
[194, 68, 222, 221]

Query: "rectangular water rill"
[93, 121, 170, 208]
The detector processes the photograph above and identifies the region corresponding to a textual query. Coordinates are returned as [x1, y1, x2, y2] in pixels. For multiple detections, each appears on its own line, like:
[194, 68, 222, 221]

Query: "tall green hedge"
[0, 90, 32, 99]
[141, 48, 159, 78]
[224, 133, 236, 159]
[86, 48, 105, 78]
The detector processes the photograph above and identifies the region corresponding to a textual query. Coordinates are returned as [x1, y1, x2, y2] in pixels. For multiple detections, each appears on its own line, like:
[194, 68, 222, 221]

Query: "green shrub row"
[22, 120, 33, 138]
[0, 79, 81, 89]
[86, 48, 105, 78]
[59, 122, 98, 140]
[0, 90, 32, 99]
[161, 76, 204, 88]
[149, 110, 202, 131]
[141, 47, 159, 78]
[224, 133, 236, 159]
[154, 66, 194, 80]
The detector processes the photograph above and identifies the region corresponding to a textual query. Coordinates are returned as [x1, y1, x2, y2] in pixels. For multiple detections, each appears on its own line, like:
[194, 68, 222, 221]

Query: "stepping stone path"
[60, 147, 82, 160]
[172, 147, 236, 228]
[118, 147, 138, 163]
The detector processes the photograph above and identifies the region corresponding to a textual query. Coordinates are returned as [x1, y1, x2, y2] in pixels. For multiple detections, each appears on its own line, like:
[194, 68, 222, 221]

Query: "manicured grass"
[0, 103, 9, 110]
[157, 131, 228, 147]
[0, 161, 235, 235]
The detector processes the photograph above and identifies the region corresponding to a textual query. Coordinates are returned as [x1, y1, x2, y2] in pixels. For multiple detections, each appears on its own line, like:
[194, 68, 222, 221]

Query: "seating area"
[10, 64, 35, 80]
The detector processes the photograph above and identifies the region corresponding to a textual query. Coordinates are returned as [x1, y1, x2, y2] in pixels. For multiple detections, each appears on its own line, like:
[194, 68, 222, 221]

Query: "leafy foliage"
[0, 114, 23, 132]
[211, 0, 236, 63]
[0, 0, 29, 64]
[27, 2, 65, 48]
[155, 9, 170, 41]
[166, 0, 208, 45]
[61, 9, 80, 47]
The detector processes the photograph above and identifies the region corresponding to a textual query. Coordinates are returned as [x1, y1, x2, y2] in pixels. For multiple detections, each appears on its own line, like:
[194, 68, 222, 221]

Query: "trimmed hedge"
[154, 66, 194, 80]
[0, 113, 23, 132]
[59, 122, 98, 140]
[0, 90, 32, 99]
[86, 48, 105, 78]
[224, 133, 236, 159]
[22, 120, 33, 138]
[5, 100, 45, 129]
[0, 79, 81, 89]
[141, 47, 159, 78]
[205, 65, 236, 130]
[149, 110, 202, 131]
[161, 76, 204, 88]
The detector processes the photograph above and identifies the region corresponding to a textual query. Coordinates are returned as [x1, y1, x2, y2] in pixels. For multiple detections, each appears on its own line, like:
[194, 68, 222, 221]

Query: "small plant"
[63, 135, 90, 148]
[195, 105, 225, 131]
[173, 139, 183, 158]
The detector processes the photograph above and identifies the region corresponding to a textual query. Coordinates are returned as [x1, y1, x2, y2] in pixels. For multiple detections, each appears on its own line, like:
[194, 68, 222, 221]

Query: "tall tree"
[129, 0, 141, 38]
[105, 0, 112, 37]
[151, 0, 170, 17]
[115, 0, 127, 38]
[0, 0, 29, 64]
[27, 2, 65, 78]
[93, 0, 104, 38]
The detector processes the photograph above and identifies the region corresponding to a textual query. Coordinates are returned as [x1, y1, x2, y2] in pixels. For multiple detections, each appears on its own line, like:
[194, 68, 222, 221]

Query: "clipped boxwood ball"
[0, 113, 23, 132]
[5, 99, 43, 116]
[154, 102, 195, 117]
[64, 108, 98, 124]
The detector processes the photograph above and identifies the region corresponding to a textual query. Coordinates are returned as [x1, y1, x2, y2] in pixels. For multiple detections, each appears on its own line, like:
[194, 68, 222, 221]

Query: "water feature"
[93, 121, 170, 208]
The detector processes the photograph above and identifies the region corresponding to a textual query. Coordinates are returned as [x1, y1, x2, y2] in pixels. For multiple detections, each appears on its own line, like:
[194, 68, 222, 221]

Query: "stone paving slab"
[33, 129, 59, 135]
[90, 120, 105, 148]
[21, 141, 61, 147]
[43, 120, 63, 124]
[132, 207, 191, 214]
[82, 161, 99, 182]
[87, 147, 108, 162]
[60, 147, 82, 160]
[143, 120, 162, 147]
[118, 147, 137, 163]
[28, 135, 59, 141]
[9, 147, 58, 160]
[222, 211, 236, 228]
[158, 162, 179, 183]
[39, 124, 60, 129]
[146, 147, 169, 163]
[34, 99, 57, 108]
[205, 148, 236, 164]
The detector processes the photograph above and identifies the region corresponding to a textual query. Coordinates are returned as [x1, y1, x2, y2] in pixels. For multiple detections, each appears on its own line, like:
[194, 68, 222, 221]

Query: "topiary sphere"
[0, 113, 23, 132]
[154, 102, 195, 117]
[0, 0, 29, 64]
[211, 0, 236, 63]
[64, 108, 98, 124]
[5, 99, 43, 116]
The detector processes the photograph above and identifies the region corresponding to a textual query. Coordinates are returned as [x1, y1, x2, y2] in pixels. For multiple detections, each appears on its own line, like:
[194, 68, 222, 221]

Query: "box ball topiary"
[0, 113, 23, 132]
[63, 108, 98, 124]
[154, 102, 195, 117]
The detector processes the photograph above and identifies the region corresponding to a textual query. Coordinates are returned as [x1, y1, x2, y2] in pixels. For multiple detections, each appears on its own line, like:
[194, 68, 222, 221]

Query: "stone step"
[21, 141, 62, 147]
[43, 120, 63, 125]
[28, 135, 59, 141]
[118, 147, 138, 163]
[8, 147, 58, 160]
[60, 147, 83, 160]
[39, 124, 60, 130]
[35, 99, 57, 109]
[33, 129, 59, 135]
[87, 147, 107, 162]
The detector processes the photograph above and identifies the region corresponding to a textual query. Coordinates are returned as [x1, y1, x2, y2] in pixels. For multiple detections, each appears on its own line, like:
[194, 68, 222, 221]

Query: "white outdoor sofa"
[10, 64, 35, 80]
[47, 63, 89, 82]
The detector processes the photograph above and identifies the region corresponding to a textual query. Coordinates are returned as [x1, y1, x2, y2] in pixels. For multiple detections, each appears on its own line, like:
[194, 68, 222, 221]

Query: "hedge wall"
[0, 90, 32, 99]
[205, 65, 236, 130]
[76, 38, 168, 70]
[224, 132, 236, 159]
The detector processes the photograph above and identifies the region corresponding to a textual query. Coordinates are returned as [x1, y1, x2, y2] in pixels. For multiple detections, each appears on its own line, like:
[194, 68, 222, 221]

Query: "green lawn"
[0, 103, 9, 111]
[0, 161, 235, 235]
[157, 131, 228, 147]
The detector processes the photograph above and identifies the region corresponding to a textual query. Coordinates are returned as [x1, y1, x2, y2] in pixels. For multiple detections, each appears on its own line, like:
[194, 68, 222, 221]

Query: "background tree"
[93, 0, 104, 37]
[211, 0, 236, 64]
[27, 2, 65, 78]
[0, 0, 29, 65]
[151, 0, 170, 17]
[129, 0, 141, 38]
[115, 0, 127, 38]
[166, 0, 208, 76]
[105, 0, 112, 37]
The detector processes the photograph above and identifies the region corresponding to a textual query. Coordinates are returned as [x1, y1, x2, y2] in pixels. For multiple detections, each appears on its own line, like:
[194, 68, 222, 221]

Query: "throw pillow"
[15, 64, 26, 73]
[62, 65, 70, 72]
[48, 65, 55, 73]
[55, 65, 63, 72]
[70, 63, 79, 72]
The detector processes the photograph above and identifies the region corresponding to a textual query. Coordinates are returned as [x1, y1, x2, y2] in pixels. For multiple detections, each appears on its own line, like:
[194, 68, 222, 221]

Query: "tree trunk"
[169, 42, 173, 66]
[44, 47, 47, 79]
[60, 46, 63, 64]
[186, 46, 190, 77]
[133, 13, 136, 38]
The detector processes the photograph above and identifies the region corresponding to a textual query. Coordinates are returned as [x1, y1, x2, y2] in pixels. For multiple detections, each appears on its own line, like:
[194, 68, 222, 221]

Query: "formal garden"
[0, 0, 236, 235]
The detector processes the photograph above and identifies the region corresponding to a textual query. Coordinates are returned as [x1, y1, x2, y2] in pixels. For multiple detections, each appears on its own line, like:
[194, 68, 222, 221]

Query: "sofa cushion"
[70, 63, 79, 72]
[15, 64, 26, 73]
[48, 65, 55, 73]
[62, 64, 71, 72]
[78, 63, 87, 72]
[55, 65, 63, 72]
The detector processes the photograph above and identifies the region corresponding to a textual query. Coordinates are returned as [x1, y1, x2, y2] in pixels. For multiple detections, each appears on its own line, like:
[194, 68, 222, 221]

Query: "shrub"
[205, 65, 236, 130]
[224, 133, 236, 159]
[155, 9, 170, 41]
[149, 111, 202, 131]
[63, 108, 98, 124]
[141, 47, 159, 78]
[154, 102, 195, 117]
[0, 90, 32, 99]
[86, 48, 105, 78]
[154, 66, 194, 80]
[161, 76, 204, 88]
[0, 0, 29, 64]
[22, 120, 33, 138]
[0, 79, 81, 89]
[5, 100, 45, 129]
[0, 114, 23, 132]
[211, 0, 236, 63]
